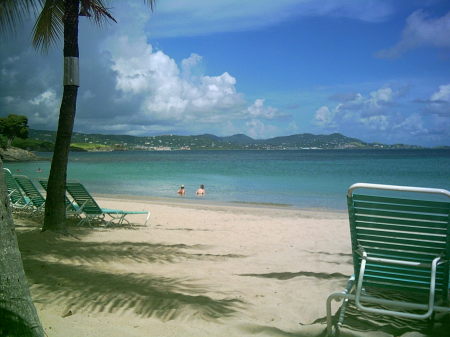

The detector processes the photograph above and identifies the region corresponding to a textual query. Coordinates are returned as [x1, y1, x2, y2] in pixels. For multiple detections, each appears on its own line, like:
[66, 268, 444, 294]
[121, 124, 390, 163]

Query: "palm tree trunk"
[0, 159, 45, 337]
[42, 0, 80, 232]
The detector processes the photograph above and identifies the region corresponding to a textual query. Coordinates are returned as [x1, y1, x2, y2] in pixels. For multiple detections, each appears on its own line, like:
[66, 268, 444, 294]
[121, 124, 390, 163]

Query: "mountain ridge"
[28, 129, 423, 151]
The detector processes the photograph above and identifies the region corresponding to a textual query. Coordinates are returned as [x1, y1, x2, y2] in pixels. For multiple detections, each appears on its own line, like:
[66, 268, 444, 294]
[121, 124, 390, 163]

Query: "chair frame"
[65, 181, 150, 227]
[326, 183, 450, 336]
[3, 168, 32, 213]
[38, 179, 81, 220]
[13, 175, 47, 216]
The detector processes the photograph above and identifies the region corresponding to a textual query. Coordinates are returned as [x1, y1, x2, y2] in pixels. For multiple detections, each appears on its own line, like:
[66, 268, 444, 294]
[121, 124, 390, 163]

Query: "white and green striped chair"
[3, 168, 32, 213]
[326, 183, 450, 336]
[65, 181, 150, 227]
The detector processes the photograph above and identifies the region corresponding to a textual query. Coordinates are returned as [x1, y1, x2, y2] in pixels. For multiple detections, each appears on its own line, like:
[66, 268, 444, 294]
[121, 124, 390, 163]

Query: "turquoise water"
[5, 149, 450, 209]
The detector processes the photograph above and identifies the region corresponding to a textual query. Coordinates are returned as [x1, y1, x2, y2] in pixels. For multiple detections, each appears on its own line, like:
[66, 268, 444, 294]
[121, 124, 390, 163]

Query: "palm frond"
[0, 0, 43, 35]
[2, 0, 157, 50]
[31, 0, 63, 51]
[144, 0, 156, 11]
[80, 0, 116, 25]
[80, 0, 156, 26]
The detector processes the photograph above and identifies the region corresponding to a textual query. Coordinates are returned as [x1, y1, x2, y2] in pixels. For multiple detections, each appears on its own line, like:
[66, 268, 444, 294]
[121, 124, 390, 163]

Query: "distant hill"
[221, 134, 255, 145]
[28, 129, 422, 151]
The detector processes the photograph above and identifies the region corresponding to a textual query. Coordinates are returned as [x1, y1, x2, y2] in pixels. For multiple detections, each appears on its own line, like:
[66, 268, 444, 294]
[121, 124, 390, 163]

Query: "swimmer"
[177, 185, 185, 196]
[196, 184, 205, 196]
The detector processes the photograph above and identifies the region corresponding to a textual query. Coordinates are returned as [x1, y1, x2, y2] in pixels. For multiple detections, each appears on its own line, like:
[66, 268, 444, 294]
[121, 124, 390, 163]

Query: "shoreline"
[94, 192, 348, 215]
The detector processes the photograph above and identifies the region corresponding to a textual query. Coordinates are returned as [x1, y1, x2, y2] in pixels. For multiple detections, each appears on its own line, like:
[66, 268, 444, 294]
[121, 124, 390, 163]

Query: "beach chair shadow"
[65, 181, 150, 227]
[326, 183, 450, 336]
[3, 168, 32, 213]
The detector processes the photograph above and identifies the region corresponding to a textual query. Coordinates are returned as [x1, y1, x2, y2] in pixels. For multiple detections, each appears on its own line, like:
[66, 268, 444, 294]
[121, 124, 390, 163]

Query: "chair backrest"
[39, 180, 78, 212]
[66, 182, 102, 215]
[3, 168, 28, 206]
[14, 175, 46, 208]
[347, 183, 450, 300]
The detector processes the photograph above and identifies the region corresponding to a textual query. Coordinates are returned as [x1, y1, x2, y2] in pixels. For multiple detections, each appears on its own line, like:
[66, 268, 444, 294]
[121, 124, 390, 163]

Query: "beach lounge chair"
[65, 181, 150, 227]
[3, 168, 32, 212]
[326, 183, 450, 336]
[13, 175, 47, 216]
[38, 179, 81, 218]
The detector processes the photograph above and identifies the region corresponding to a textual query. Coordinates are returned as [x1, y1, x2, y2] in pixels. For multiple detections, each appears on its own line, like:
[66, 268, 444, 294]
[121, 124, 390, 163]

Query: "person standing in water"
[177, 185, 185, 196]
[196, 184, 205, 196]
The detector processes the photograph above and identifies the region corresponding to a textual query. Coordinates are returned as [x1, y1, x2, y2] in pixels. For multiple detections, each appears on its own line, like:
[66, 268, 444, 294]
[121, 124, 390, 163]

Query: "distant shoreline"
[33, 147, 450, 154]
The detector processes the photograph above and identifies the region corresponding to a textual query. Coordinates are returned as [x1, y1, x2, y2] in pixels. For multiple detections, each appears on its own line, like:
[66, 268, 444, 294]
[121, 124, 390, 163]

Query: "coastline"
[0, 146, 46, 162]
[93, 192, 347, 214]
[15, 195, 445, 337]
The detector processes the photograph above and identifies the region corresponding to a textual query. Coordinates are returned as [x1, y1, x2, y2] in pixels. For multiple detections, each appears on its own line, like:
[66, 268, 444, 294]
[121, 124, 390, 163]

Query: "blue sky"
[1, 0, 449, 146]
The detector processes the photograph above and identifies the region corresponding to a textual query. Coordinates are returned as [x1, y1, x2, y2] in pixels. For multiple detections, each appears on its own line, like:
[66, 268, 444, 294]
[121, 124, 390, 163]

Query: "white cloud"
[246, 99, 281, 119]
[28, 89, 59, 126]
[313, 84, 450, 144]
[181, 53, 203, 79]
[431, 84, 450, 102]
[314, 87, 395, 131]
[100, 25, 297, 137]
[426, 83, 450, 116]
[368, 87, 393, 108]
[359, 115, 389, 131]
[314, 105, 336, 128]
[377, 10, 450, 58]
[332, 87, 394, 117]
[2, 96, 15, 104]
[393, 113, 428, 136]
[105, 32, 244, 123]
[245, 119, 280, 139]
[81, 90, 95, 100]
[147, 0, 393, 38]
[29, 90, 57, 107]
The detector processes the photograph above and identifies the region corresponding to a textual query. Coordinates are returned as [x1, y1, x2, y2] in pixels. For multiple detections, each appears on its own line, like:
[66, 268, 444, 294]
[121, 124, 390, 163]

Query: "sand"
[14, 196, 445, 337]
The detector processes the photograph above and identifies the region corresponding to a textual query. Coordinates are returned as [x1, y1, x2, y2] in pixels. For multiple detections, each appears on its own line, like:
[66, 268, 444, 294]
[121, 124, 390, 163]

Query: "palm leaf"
[80, 0, 116, 25]
[2, 0, 156, 51]
[144, 0, 156, 11]
[0, 0, 43, 34]
[79, 0, 155, 26]
[31, 0, 63, 51]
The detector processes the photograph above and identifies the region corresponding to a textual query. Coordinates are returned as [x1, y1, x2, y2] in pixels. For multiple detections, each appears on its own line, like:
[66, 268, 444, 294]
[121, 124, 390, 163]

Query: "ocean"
[5, 149, 450, 210]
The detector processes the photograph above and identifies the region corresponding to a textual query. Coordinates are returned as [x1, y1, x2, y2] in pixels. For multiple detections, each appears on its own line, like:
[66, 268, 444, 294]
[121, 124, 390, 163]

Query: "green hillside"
[27, 129, 422, 151]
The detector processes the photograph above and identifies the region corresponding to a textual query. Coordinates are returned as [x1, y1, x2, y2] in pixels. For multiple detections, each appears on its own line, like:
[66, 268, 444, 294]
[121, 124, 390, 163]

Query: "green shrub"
[12, 138, 54, 151]
[0, 135, 7, 149]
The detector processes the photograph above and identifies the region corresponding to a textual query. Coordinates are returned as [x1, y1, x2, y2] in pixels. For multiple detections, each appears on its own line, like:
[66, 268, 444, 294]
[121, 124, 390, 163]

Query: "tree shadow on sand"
[16, 224, 244, 322]
[239, 271, 349, 281]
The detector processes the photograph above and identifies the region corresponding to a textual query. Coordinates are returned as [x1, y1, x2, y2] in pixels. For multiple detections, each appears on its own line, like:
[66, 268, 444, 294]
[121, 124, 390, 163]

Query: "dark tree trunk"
[42, 0, 80, 232]
[0, 160, 45, 337]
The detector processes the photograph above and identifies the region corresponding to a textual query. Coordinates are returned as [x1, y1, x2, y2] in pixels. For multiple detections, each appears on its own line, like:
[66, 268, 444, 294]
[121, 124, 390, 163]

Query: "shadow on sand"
[16, 222, 243, 322]
[239, 271, 349, 281]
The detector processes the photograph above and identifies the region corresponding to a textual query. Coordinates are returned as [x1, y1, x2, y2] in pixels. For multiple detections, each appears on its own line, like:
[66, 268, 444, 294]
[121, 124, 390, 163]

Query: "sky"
[1, 0, 449, 146]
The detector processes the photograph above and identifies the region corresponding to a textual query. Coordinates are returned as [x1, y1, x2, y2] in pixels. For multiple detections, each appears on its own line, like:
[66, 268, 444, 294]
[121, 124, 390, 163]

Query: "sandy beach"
[14, 196, 448, 337]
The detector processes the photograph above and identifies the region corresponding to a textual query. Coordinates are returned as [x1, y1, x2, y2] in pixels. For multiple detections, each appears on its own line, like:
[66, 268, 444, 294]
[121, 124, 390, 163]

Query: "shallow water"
[6, 149, 450, 210]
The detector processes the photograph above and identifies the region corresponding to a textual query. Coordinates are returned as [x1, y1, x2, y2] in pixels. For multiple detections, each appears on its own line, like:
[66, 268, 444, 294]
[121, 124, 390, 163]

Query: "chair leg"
[326, 276, 355, 336]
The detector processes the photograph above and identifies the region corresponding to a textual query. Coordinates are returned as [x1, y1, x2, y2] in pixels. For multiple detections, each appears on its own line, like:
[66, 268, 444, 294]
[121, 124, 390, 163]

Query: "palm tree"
[0, 0, 155, 232]
[0, 160, 45, 337]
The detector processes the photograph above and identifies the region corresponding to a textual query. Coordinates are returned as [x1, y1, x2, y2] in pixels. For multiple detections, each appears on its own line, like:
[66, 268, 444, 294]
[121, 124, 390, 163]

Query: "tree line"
[0, 114, 29, 149]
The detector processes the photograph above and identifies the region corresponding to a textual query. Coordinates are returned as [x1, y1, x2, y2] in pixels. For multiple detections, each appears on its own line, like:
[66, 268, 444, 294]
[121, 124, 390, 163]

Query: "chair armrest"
[355, 252, 442, 319]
